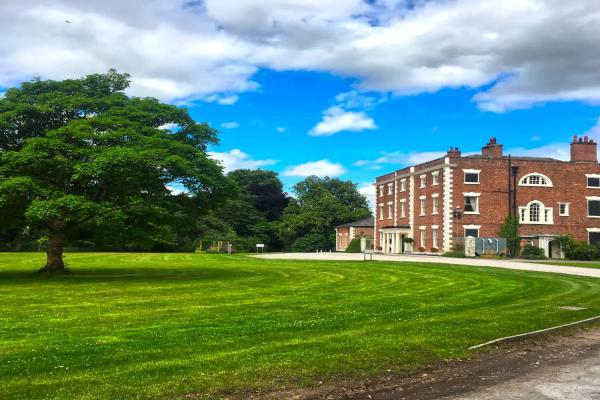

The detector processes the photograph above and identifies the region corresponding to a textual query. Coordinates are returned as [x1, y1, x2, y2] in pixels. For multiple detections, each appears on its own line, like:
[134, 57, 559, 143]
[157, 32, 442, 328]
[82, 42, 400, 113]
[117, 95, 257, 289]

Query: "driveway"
[255, 252, 600, 279]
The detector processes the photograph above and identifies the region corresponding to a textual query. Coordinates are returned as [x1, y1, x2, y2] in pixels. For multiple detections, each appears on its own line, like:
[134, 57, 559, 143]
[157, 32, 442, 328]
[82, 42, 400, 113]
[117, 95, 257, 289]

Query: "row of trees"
[0, 71, 371, 271]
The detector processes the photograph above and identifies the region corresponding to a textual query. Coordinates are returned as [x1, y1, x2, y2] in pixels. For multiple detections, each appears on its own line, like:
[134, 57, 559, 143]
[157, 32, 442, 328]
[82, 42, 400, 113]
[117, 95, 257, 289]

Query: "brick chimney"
[570, 135, 597, 163]
[481, 137, 503, 158]
[447, 146, 461, 158]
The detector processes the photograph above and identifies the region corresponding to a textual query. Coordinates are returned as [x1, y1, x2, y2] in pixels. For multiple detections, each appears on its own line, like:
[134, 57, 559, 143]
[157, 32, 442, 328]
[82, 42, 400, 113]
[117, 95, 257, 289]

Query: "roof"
[335, 217, 374, 228]
[464, 155, 563, 162]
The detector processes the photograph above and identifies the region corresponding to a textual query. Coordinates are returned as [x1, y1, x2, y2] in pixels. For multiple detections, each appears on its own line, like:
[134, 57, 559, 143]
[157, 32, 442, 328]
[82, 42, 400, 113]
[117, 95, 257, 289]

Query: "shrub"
[291, 234, 332, 252]
[345, 238, 362, 253]
[418, 246, 426, 252]
[560, 235, 599, 260]
[443, 251, 466, 258]
[430, 247, 439, 253]
[519, 244, 545, 260]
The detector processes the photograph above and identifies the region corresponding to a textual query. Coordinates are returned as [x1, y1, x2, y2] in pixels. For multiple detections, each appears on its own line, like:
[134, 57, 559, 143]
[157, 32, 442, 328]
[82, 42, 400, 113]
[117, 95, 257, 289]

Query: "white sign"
[256, 244, 265, 248]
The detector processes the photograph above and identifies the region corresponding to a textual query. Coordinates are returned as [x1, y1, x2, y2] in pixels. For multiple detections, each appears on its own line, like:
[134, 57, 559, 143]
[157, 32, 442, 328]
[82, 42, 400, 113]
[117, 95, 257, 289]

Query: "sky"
[2, 0, 600, 207]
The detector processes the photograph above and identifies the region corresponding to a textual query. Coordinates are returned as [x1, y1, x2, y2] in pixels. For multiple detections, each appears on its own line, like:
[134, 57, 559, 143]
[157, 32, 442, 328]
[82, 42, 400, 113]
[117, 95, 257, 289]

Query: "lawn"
[2, 253, 600, 400]
[542, 260, 600, 269]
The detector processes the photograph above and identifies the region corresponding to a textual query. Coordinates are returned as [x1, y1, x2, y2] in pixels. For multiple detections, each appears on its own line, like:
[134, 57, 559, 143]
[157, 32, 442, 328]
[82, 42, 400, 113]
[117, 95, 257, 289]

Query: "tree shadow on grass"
[0, 267, 260, 285]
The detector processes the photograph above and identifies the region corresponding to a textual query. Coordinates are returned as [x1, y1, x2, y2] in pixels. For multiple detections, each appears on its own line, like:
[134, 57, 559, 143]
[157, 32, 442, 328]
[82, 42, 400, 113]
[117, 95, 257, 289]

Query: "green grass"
[2, 253, 600, 399]
[537, 260, 600, 269]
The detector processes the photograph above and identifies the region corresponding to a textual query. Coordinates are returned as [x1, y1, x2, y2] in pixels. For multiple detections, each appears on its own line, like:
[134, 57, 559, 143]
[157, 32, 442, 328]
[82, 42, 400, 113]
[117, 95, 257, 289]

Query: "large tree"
[0, 70, 231, 272]
[279, 176, 371, 251]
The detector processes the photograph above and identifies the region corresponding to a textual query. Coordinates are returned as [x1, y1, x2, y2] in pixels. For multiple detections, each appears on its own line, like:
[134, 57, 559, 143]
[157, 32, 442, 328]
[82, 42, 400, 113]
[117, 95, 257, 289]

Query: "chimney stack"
[570, 135, 597, 163]
[447, 146, 461, 158]
[481, 137, 503, 158]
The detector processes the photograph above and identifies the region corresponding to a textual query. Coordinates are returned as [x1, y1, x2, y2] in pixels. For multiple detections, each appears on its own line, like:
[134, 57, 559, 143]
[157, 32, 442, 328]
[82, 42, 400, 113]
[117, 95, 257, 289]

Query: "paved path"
[445, 329, 600, 400]
[255, 252, 600, 278]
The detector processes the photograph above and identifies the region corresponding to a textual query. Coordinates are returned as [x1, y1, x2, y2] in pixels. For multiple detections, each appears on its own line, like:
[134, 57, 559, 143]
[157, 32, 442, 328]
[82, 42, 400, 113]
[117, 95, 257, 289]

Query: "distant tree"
[498, 216, 521, 257]
[0, 70, 231, 272]
[227, 169, 289, 221]
[279, 176, 371, 251]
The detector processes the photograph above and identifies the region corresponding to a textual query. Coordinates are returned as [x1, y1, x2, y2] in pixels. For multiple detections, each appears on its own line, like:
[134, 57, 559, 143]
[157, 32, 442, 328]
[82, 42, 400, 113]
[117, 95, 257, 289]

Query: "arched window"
[519, 200, 553, 224]
[519, 173, 553, 187]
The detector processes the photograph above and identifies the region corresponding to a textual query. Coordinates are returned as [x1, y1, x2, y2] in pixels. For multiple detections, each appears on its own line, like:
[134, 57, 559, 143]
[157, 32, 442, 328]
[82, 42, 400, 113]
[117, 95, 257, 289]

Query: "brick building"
[375, 136, 600, 258]
[335, 217, 374, 251]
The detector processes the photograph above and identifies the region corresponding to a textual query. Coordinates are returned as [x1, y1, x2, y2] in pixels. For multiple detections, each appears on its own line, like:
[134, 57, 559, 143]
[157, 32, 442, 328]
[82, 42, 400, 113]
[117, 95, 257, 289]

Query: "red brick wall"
[412, 164, 445, 251]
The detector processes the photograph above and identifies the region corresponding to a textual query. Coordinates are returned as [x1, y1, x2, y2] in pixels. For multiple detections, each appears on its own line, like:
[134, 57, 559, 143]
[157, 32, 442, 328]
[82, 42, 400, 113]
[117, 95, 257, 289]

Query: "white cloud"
[354, 150, 447, 169]
[166, 185, 187, 195]
[283, 159, 346, 177]
[276, 127, 286, 133]
[204, 94, 239, 105]
[309, 106, 377, 136]
[3, 1, 600, 111]
[220, 121, 239, 129]
[208, 149, 277, 172]
[358, 183, 375, 210]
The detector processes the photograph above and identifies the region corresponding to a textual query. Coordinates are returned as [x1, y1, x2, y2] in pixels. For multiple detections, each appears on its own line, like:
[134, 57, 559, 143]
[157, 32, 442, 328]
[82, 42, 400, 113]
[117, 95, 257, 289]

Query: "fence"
[465, 237, 507, 257]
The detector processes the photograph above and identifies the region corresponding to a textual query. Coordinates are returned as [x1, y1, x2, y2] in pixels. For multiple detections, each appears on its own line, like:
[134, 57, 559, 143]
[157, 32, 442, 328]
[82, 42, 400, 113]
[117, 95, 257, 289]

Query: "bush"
[560, 235, 599, 260]
[443, 251, 466, 258]
[345, 238, 362, 253]
[291, 234, 332, 252]
[418, 246, 426, 252]
[430, 247, 439, 253]
[519, 244, 545, 260]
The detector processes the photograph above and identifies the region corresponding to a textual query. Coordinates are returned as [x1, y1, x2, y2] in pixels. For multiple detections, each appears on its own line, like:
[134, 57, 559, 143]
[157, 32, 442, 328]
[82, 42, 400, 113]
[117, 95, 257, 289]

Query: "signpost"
[256, 244, 265, 253]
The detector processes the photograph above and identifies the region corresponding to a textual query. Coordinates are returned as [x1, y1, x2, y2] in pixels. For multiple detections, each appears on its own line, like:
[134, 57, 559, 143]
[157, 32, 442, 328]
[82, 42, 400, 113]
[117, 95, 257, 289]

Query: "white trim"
[588, 198, 600, 218]
[587, 228, 600, 232]
[464, 226, 480, 237]
[387, 201, 393, 205]
[463, 192, 481, 197]
[431, 193, 440, 197]
[408, 171, 415, 241]
[400, 198, 407, 202]
[519, 200, 553, 225]
[463, 193, 480, 215]
[586, 174, 600, 189]
[586, 174, 600, 178]
[558, 202, 570, 217]
[463, 224, 481, 229]
[431, 170, 440, 175]
[419, 225, 427, 230]
[587, 196, 600, 201]
[463, 169, 480, 185]
[518, 172, 553, 187]
[442, 165, 453, 252]
[431, 225, 439, 229]
[463, 169, 481, 173]
[419, 195, 426, 199]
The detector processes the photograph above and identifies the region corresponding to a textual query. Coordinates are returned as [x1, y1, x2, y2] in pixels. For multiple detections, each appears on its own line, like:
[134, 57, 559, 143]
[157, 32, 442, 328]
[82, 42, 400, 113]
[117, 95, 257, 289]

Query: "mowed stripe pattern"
[1, 253, 600, 399]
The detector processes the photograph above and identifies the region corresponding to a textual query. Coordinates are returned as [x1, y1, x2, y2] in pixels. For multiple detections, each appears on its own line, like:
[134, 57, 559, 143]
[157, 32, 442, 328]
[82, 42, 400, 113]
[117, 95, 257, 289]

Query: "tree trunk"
[42, 225, 66, 273]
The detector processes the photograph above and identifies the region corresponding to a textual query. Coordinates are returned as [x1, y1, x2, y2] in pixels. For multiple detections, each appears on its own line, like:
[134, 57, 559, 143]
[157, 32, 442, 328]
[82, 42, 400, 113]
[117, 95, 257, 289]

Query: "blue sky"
[2, 0, 600, 203]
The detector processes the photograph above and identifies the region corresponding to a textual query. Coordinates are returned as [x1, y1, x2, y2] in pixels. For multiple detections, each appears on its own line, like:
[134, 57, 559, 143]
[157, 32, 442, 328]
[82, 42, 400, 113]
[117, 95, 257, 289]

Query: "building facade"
[335, 217, 374, 251]
[375, 136, 600, 258]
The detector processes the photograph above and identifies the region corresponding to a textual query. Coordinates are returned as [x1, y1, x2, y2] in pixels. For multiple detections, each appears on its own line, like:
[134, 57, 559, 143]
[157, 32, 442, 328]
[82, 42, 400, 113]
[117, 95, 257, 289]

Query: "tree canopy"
[279, 176, 371, 251]
[0, 70, 232, 271]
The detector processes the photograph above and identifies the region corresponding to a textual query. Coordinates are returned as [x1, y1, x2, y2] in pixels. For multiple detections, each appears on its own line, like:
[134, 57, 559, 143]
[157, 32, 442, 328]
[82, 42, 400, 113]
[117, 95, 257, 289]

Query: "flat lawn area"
[542, 260, 600, 269]
[2, 253, 600, 399]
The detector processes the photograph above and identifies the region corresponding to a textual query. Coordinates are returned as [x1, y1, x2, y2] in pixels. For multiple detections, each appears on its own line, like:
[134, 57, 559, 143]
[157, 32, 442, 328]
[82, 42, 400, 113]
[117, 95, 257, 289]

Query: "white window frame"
[387, 201, 393, 220]
[419, 226, 426, 248]
[400, 199, 406, 218]
[431, 225, 439, 249]
[419, 195, 426, 216]
[400, 178, 407, 192]
[586, 174, 600, 189]
[419, 174, 426, 188]
[558, 202, 570, 217]
[463, 224, 481, 238]
[378, 203, 384, 220]
[587, 196, 600, 218]
[463, 169, 481, 185]
[378, 185, 384, 197]
[587, 227, 600, 245]
[387, 182, 393, 195]
[431, 193, 439, 215]
[519, 200, 553, 224]
[463, 192, 480, 214]
[431, 171, 440, 186]
[518, 172, 553, 187]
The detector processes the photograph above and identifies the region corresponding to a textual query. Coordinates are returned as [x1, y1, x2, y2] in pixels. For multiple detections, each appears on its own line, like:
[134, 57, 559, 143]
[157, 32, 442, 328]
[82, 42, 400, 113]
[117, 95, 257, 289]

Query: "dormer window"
[519, 173, 553, 187]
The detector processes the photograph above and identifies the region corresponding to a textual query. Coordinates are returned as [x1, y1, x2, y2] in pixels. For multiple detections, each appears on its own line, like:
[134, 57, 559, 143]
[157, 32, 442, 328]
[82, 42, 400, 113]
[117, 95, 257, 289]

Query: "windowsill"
[464, 211, 480, 215]
[588, 216, 600, 218]
[431, 212, 439, 215]
[587, 187, 600, 189]
[464, 182, 480, 185]
[419, 214, 425, 217]
[559, 214, 569, 217]
[520, 222, 554, 225]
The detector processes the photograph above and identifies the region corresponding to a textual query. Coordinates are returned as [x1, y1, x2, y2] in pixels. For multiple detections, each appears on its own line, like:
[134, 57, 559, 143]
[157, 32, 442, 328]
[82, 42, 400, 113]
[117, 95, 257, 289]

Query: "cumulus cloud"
[276, 127, 286, 133]
[3, 1, 600, 111]
[354, 150, 447, 169]
[283, 159, 347, 177]
[220, 121, 239, 129]
[358, 183, 375, 210]
[309, 106, 377, 136]
[208, 149, 277, 172]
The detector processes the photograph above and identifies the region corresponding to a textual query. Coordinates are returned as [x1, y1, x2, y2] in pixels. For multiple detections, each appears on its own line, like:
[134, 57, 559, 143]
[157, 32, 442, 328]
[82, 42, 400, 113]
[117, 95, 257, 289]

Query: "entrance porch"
[379, 226, 411, 254]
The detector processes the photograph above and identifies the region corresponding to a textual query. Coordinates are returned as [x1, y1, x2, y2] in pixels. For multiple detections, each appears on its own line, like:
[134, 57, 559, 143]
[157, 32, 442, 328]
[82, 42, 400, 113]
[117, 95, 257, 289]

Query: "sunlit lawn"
[2, 252, 600, 399]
